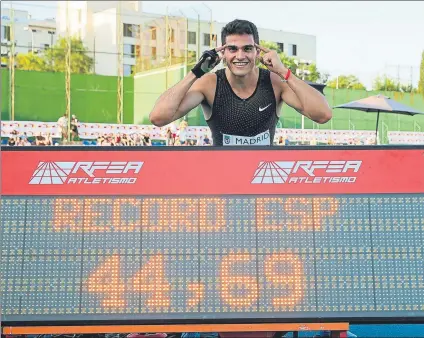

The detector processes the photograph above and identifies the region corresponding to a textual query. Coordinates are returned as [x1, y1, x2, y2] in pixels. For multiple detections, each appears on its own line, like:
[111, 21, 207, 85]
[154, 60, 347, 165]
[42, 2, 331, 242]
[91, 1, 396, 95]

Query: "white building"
[1, 8, 56, 58]
[55, 1, 316, 77]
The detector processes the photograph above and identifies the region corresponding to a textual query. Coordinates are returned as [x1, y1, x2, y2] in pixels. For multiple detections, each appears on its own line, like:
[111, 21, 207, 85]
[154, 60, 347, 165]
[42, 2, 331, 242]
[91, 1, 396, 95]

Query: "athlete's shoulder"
[192, 72, 217, 90]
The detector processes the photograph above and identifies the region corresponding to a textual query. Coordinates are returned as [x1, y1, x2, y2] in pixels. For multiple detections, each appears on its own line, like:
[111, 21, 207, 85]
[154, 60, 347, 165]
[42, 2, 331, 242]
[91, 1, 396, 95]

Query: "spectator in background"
[178, 125, 188, 146]
[101, 135, 115, 146]
[70, 114, 79, 141]
[134, 133, 142, 146]
[143, 133, 151, 146]
[8, 135, 17, 146]
[97, 134, 105, 145]
[203, 134, 211, 146]
[35, 132, 46, 146]
[115, 133, 122, 145]
[166, 127, 173, 146]
[122, 134, 129, 146]
[58, 113, 68, 141]
[277, 135, 285, 145]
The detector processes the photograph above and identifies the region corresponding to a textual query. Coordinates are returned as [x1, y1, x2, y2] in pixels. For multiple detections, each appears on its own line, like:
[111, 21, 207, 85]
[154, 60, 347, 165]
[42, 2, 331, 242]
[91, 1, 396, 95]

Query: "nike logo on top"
[259, 103, 272, 112]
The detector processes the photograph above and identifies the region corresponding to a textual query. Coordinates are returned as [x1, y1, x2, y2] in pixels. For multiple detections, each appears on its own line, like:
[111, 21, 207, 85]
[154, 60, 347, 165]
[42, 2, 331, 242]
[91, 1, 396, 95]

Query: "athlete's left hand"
[255, 43, 289, 78]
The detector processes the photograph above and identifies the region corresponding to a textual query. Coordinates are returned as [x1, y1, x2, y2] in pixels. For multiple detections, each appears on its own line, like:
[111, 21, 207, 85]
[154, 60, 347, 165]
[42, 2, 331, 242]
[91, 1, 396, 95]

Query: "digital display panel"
[1, 194, 424, 323]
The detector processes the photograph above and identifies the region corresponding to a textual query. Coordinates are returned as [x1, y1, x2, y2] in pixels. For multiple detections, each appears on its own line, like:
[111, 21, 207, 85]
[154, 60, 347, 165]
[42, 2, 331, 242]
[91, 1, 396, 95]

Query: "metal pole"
[202, 3, 213, 48]
[65, 0, 71, 142]
[165, 7, 169, 90]
[192, 8, 200, 60]
[10, 2, 15, 121]
[116, 1, 124, 124]
[301, 71, 305, 129]
[179, 10, 188, 77]
[93, 36, 96, 74]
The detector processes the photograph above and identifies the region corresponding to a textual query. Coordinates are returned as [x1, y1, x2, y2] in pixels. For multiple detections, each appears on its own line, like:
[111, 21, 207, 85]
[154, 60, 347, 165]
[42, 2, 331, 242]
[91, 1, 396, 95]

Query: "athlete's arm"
[149, 72, 204, 127]
[256, 43, 332, 124]
[280, 75, 332, 124]
[149, 46, 225, 127]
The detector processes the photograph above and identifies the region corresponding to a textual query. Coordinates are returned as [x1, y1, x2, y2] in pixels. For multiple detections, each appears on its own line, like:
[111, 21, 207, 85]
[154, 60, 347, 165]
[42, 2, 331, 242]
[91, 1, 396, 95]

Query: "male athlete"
[149, 19, 332, 146]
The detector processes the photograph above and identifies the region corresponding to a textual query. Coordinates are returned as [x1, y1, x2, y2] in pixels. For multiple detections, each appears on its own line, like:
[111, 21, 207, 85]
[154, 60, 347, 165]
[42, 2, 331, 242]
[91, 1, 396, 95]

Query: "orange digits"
[187, 283, 204, 307]
[131, 254, 170, 308]
[220, 254, 258, 307]
[85, 255, 126, 308]
[264, 253, 304, 308]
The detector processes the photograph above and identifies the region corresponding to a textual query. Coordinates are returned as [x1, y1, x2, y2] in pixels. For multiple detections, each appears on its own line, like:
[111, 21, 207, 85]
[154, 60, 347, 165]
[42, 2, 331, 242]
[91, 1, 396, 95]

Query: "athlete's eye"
[228, 46, 238, 52]
[243, 46, 254, 52]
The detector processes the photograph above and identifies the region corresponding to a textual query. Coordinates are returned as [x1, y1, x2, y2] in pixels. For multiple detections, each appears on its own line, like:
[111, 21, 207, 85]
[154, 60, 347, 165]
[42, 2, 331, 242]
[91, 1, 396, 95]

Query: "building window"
[287, 44, 297, 56]
[150, 26, 156, 40]
[277, 42, 284, 53]
[171, 29, 175, 43]
[188, 31, 196, 44]
[1, 25, 11, 41]
[171, 49, 174, 57]
[124, 44, 135, 58]
[123, 23, 139, 37]
[123, 64, 134, 76]
[151, 46, 157, 60]
[43, 44, 50, 49]
[203, 33, 217, 46]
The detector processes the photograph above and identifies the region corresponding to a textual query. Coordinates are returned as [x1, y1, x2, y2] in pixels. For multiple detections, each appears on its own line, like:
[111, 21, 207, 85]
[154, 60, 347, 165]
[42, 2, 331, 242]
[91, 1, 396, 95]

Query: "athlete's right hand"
[191, 45, 226, 78]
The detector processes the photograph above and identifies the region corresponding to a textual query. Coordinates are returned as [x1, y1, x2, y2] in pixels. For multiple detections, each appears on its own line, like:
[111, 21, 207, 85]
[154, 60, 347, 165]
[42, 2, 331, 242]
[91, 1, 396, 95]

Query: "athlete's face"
[223, 34, 259, 77]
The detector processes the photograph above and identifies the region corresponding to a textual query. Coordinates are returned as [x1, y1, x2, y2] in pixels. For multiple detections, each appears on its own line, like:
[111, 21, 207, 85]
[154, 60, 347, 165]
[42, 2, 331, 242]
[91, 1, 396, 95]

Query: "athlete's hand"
[255, 43, 289, 78]
[191, 45, 226, 78]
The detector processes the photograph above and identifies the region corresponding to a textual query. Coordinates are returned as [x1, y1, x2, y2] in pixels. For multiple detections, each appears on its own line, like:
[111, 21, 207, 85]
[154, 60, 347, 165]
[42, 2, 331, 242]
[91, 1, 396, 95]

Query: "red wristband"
[284, 69, 291, 81]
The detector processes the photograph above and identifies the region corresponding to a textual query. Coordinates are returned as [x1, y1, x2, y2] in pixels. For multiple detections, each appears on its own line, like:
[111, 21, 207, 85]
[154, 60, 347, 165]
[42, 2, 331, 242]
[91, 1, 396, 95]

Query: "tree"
[15, 52, 47, 71]
[326, 75, 366, 90]
[418, 51, 424, 95]
[43, 36, 94, 74]
[373, 75, 399, 91]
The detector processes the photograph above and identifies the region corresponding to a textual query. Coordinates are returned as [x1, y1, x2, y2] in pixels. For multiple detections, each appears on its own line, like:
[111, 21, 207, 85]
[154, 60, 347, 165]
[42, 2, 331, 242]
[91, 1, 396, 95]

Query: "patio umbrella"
[305, 80, 326, 95]
[333, 94, 424, 143]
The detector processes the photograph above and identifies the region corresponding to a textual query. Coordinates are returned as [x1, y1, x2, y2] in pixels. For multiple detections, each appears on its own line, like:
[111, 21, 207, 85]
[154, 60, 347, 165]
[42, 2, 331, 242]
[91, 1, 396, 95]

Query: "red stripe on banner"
[1, 148, 423, 196]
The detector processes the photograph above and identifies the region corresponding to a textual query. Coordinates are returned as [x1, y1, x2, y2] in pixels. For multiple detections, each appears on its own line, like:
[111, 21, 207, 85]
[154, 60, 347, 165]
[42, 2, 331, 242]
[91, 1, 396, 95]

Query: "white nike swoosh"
[259, 103, 272, 112]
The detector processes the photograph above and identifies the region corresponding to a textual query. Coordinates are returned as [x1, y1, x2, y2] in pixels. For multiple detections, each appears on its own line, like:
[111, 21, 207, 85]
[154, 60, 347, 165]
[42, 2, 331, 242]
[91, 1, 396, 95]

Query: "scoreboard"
[1, 146, 424, 325]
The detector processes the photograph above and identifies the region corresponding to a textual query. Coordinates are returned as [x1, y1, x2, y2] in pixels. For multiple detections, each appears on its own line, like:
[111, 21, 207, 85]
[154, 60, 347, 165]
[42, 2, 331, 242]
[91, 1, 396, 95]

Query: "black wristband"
[191, 49, 220, 78]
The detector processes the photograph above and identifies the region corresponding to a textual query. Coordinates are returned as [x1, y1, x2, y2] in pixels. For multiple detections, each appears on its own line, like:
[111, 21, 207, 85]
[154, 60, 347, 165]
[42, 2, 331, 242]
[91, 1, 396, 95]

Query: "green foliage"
[43, 36, 94, 73]
[327, 75, 366, 90]
[11, 36, 94, 74]
[15, 52, 47, 71]
[418, 51, 424, 95]
[373, 75, 400, 91]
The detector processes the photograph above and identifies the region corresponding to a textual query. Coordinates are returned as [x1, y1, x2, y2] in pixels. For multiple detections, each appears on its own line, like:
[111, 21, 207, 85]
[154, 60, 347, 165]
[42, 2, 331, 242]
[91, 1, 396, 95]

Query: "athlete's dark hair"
[221, 19, 260, 45]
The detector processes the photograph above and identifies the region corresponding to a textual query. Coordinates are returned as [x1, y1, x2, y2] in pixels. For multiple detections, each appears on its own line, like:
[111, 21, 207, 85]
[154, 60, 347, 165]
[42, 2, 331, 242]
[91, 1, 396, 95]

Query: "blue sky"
[3, 1, 424, 89]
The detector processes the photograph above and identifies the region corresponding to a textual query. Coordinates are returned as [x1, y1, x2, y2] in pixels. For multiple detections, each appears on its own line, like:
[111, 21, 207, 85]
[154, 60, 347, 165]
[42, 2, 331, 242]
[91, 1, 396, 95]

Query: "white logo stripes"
[29, 161, 144, 185]
[251, 160, 362, 184]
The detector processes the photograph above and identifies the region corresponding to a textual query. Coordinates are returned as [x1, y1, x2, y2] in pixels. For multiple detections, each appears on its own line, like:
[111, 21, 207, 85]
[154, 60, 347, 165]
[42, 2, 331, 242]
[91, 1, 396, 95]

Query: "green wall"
[1, 70, 134, 124]
[2, 68, 424, 142]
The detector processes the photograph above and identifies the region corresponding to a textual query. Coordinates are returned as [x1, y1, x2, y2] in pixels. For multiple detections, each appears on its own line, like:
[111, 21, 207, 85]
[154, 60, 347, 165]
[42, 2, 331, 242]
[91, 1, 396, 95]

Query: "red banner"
[1, 148, 423, 195]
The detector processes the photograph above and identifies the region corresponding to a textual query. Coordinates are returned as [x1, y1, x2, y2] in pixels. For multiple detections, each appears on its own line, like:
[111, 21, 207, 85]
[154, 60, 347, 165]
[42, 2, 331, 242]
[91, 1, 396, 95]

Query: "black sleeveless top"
[206, 68, 278, 146]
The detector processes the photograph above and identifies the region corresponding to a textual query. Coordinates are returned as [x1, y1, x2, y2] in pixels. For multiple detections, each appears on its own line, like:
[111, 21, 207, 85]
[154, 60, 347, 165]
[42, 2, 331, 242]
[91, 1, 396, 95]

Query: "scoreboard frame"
[1, 145, 424, 329]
